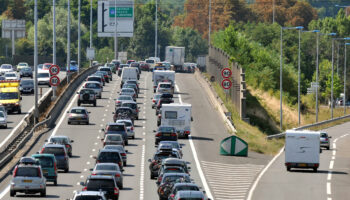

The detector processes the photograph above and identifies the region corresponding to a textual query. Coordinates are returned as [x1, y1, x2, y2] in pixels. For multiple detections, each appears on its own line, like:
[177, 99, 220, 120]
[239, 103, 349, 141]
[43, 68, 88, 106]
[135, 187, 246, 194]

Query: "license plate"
[76, 118, 81, 120]
[43, 170, 48, 173]
[298, 163, 307, 167]
[163, 133, 171, 136]
[22, 180, 32, 183]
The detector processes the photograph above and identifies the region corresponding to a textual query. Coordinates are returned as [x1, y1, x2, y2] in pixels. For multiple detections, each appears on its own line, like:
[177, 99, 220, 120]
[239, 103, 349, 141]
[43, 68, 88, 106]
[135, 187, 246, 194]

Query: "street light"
[155, 0, 158, 58]
[34, 0, 38, 124]
[279, 26, 303, 130]
[327, 33, 337, 119]
[344, 42, 350, 115]
[335, 4, 349, 17]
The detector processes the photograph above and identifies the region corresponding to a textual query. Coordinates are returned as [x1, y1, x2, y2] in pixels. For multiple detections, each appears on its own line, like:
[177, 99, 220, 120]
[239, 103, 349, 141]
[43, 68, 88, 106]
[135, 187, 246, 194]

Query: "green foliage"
[15, 38, 34, 56]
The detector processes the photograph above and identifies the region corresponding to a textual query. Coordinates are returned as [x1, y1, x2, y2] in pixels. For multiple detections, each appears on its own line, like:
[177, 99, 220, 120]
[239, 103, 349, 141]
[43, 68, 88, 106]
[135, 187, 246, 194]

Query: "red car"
[140, 63, 150, 71]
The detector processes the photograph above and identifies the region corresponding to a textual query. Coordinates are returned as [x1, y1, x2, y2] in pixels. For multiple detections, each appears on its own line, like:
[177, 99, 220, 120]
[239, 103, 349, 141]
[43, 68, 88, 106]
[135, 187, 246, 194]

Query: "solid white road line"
[175, 84, 213, 199]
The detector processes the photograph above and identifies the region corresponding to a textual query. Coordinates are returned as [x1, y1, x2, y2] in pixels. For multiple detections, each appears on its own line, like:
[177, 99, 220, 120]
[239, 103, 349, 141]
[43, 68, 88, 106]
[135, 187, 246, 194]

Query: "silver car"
[103, 145, 128, 166]
[92, 163, 123, 189]
[83, 81, 102, 99]
[0, 111, 7, 128]
[103, 134, 124, 147]
[67, 107, 90, 125]
[174, 191, 210, 200]
[10, 164, 46, 197]
[120, 88, 136, 101]
[320, 132, 331, 150]
[115, 95, 134, 108]
[116, 119, 135, 139]
[0, 64, 14, 75]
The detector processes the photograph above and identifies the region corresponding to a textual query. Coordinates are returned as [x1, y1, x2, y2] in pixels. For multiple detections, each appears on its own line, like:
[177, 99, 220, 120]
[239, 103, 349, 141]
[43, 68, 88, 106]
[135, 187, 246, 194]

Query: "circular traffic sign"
[49, 65, 60, 75]
[221, 68, 232, 78]
[221, 79, 232, 90]
[50, 75, 60, 86]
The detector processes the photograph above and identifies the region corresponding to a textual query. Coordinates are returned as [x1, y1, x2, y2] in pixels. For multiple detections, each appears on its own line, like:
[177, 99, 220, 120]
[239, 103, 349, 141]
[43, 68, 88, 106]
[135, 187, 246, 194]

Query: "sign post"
[221, 68, 232, 102]
[1, 20, 26, 57]
[220, 136, 248, 156]
[49, 65, 60, 101]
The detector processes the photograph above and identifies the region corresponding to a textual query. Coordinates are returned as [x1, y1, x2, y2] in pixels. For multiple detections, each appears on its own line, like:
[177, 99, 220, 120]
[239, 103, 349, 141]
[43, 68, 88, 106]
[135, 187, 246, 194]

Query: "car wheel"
[78, 101, 81, 106]
[5, 124, 7, 129]
[64, 168, 69, 173]
[185, 135, 189, 139]
[18, 109, 21, 114]
[313, 167, 318, 172]
[86, 121, 89, 125]
[54, 180, 57, 186]
[327, 146, 330, 150]
[119, 183, 123, 189]
[10, 190, 15, 197]
[93, 102, 96, 107]
[68, 121, 71, 125]
[286, 167, 291, 171]
[40, 190, 46, 197]
[151, 174, 154, 179]
[125, 141, 128, 145]
[136, 116, 139, 120]
[132, 136, 135, 139]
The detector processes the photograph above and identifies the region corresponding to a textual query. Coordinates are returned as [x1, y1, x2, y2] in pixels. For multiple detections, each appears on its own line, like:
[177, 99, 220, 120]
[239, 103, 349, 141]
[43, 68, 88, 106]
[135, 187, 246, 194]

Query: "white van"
[153, 70, 175, 92]
[285, 130, 321, 172]
[160, 103, 192, 138]
[37, 70, 51, 86]
[121, 67, 138, 87]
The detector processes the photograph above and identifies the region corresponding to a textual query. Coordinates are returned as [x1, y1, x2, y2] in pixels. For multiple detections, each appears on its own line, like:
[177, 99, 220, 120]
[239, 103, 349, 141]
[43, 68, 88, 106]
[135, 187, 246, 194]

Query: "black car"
[102, 122, 129, 145]
[94, 149, 124, 170]
[156, 98, 174, 116]
[113, 107, 135, 123]
[19, 79, 34, 94]
[19, 67, 33, 78]
[82, 175, 119, 200]
[155, 126, 177, 145]
[148, 150, 180, 179]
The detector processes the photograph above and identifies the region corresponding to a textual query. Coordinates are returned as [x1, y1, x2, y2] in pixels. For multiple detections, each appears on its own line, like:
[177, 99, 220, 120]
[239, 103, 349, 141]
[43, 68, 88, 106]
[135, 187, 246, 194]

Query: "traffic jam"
[8, 60, 209, 200]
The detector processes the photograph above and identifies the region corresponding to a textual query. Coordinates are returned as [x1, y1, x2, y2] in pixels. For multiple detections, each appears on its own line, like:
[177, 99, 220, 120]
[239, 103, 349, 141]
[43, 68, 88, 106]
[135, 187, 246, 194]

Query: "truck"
[285, 130, 321, 172]
[165, 46, 185, 72]
[196, 55, 206, 71]
[152, 70, 175, 92]
[0, 80, 22, 114]
[160, 103, 192, 138]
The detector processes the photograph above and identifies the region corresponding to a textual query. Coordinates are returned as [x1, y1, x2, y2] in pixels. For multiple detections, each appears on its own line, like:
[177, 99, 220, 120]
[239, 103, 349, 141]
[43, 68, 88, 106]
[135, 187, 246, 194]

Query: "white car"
[156, 82, 174, 94]
[0, 64, 14, 75]
[4, 72, 19, 80]
[37, 70, 51, 86]
[0, 111, 7, 128]
[16, 62, 29, 72]
[82, 81, 102, 99]
[116, 119, 135, 139]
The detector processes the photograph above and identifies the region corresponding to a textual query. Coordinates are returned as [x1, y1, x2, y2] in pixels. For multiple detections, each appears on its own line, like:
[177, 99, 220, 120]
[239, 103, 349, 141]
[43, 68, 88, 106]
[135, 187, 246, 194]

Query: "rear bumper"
[2, 104, 20, 112]
[285, 162, 319, 168]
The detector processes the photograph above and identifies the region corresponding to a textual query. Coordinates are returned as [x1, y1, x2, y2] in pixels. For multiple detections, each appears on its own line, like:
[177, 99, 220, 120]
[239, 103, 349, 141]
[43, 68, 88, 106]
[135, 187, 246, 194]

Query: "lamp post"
[67, 0, 71, 83]
[344, 42, 350, 115]
[89, 0, 92, 67]
[208, 0, 211, 43]
[279, 26, 303, 130]
[34, 0, 38, 124]
[297, 27, 304, 126]
[328, 33, 337, 119]
[78, 0, 81, 73]
[114, 0, 118, 60]
[155, 0, 158, 57]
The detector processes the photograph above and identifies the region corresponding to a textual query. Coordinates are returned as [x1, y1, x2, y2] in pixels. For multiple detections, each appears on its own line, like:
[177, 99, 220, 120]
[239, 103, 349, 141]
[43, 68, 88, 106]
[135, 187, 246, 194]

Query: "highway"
[0, 71, 272, 200]
[250, 124, 350, 200]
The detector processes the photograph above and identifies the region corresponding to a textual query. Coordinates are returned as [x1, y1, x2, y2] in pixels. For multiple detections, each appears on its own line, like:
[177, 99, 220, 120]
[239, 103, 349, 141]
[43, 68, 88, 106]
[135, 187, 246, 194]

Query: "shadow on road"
[14, 194, 60, 198]
[290, 169, 348, 174]
[186, 136, 214, 141]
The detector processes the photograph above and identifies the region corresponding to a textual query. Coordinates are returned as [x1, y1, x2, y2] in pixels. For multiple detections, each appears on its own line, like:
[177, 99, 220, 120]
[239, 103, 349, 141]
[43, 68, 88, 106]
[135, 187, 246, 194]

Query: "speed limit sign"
[49, 65, 60, 76]
[221, 79, 232, 90]
[50, 76, 60, 86]
[221, 68, 232, 79]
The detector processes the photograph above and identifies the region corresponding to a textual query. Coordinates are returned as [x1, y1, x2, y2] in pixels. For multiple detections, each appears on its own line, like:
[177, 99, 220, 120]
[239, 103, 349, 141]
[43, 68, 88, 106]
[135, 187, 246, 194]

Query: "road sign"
[49, 65, 60, 76]
[50, 76, 60, 87]
[97, 0, 134, 38]
[221, 68, 232, 78]
[220, 136, 248, 156]
[221, 79, 232, 90]
[87, 47, 95, 60]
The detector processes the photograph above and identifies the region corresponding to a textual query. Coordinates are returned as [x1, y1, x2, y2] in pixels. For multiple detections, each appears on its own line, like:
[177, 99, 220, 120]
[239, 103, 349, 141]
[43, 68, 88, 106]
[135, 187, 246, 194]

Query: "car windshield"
[88, 77, 101, 82]
[106, 135, 122, 141]
[99, 68, 110, 72]
[121, 121, 132, 127]
[75, 196, 104, 200]
[1, 65, 11, 69]
[43, 64, 51, 69]
[15, 167, 39, 177]
[86, 179, 115, 189]
[107, 125, 124, 131]
[21, 68, 31, 72]
[42, 147, 65, 155]
[146, 60, 154, 64]
[35, 157, 54, 168]
[116, 109, 132, 115]
[98, 152, 120, 161]
[154, 153, 177, 160]
[0, 93, 18, 100]
[121, 89, 134, 93]
[321, 133, 328, 138]
[5, 73, 16, 77]
[0, 112, 4, 118]
[85, 83, 100, 89]
[21, 80, 34, 86]
[71, 109, 87, 114]
[50, 137, 69, 144]
[96, 164, 119, 171]
[162, 175, 190, 184]
[159, 127, 175, 132]
[38, 73, 49, 78]
[118, 96, 132, 101]
[18, 63, 27, 66]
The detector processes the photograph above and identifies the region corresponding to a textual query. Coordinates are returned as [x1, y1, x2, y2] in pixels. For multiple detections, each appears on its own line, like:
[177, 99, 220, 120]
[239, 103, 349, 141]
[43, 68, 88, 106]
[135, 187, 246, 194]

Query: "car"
[37, 64, 43, 70]
[19, 67, 33, 78]
[140, 63, 150, 71]
[102, 122, 129, 145]
[127, 60, 135, 65]
[105, 63, 117, 74]
[10, 162, 46, 197]
[87, 75, 105, 86]
[320, 132, 332, 150]
[152, 94, 162, 109]
[0, 106, 7, 118]
[156, 97, 174, 116]
[102, 134, 124, 147]
[161, 62, 172, 70]
[156, 82, 174, 94]
[40, 143, 69, 172]
[71, 191, 107, 200]
[4, 72, 19, 80]
[42, 63, 52, 70]
[16, 62, 29, 72]
[120, 88, 136, 101]
[95, 71, 109, 83]
[67, 60, 78, 72]
[19, 79, 34, 94]
[160, 158, 191, 175]
[82, 81, 102, 99]
[157, 166, 187, 186]
[168, 183, 201, 200]
[173, 191, 210, 200]
[148, 151, 181, 179]
[0, 64, 14, 75]
[120, 101, 139, 120]
[92, 163, 123, 189]
[0, 111, 7, 128]
[103, 145, 128, 166]
[122, 83, 139, 96]
[124, 80, 139, 91]
[157, 173, 191, 199]
[98, 67, 113, 81]
[130, 62, 141, 75]
[81, 175, 119, 200]
[92, 61, 99, 66]
[154, 126, 177, 145]
[31, 154, 58, 185]
[116, 119, 135, 139]
[115, 95, 134, 108]
[46, 135, 74, 157]
[113, 107, 135, 123]
[118, 64, 129, 76]
[94, 149, 124, 170]
[37, 70, 51, 86]
[67, 107, 90, 125]
[158, 141, 183, 157]
[77, 88, 97, 106]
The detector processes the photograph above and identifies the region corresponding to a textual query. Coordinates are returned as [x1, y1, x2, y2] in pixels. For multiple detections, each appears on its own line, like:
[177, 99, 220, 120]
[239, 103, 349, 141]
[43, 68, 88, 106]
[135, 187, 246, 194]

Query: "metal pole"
[67, 0, 71, 83]
[344, 44, 347, 115]
[208, 0, 211, 43]
[78, 0, 81, 73]
[11, 30, 15, 58]
[89, 0, 93, 67]
[272, 0, 275, 23]
[280, 27, 283, 130]
[34, 0, 38, 124]
[114, 0, 118, 60]
[316, 32, 319, 122]
[298, 29, 301, 126]
[155, 0, 158, 57]
[53, 0, 56, 65]
[331, 39, 335, 119]
[337, 42, 340, 76]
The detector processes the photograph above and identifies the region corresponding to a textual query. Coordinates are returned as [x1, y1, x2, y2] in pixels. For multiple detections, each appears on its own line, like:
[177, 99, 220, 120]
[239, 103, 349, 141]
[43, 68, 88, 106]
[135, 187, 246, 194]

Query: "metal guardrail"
[267, 114, 350, 139]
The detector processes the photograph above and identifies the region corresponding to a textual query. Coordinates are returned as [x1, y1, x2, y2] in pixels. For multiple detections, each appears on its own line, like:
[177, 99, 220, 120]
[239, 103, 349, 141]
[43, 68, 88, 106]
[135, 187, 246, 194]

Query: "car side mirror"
[153, 130, 156, 133]
[320, 148, 323, 153]
[191, 117, 193, 121]
[101, 138, 104, 141]
[44, 139, 48, 142]
[20, 97, 22, 100]
[121, 169, 125, 172]
[148, 159, 151, 162]
[76, 92, 79, 94]
[188, 167, 191, 169]
[67, 111, 69, 113]
[71, 140, 74, 143]
[101, 128, 105, 132]
[79, 182, 85, 186]
[112, 112, 115, 114]
[89, 168, 93, 171]
[125, 150, 128, 153]
[329, 136, 332, 138]
[93, 156, 97, 159]
[88, 111, 91, 113]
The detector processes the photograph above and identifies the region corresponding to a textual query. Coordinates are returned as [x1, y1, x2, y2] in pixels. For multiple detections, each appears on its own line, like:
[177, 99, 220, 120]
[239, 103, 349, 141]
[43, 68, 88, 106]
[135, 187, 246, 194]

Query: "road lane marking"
[86, 161, 90, 165]
[327, 172, 332, 181]
[139, 144, 145, 200]
[329, 160, 334, 169]
[143, 132, 145, 136]
[0, 185, 9, 199]
[175, 84, 212, 199]
[327, 182, 331, 195]
[102, 118, 105, 121]
[92, 149, 96, 152]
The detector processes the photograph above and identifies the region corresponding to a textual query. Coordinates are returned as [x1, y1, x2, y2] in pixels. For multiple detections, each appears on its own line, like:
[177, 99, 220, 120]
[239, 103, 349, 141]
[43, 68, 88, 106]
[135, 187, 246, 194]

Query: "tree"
[3, 0, 27, 19]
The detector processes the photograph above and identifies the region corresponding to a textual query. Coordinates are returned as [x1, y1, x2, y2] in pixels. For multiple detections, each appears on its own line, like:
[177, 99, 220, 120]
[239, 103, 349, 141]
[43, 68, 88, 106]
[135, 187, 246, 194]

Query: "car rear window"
[119, 96, 132, 100]
[96, 164, 119, 171]
[86, 179, 115, 189]
[15, 167, 39, 177]
[106, 135, 122, 141]
[50, 137, 69, 144]
[160, 84, 171, 88]
[85, 83, 100, 88]
[121, 89, 134, 93]
[98, 152, 121, 162]
[159, 126, 175, 132]
[107, 125, 124, 131]
[122, 103, 137, 109]
[177, 186, 200, 192]
[162, 175, 190, 183]
[99, 68, 111, 72]
[88, 77, 101, 82]
[178, 198, 202, 200]
[35, 157, 54, 168]
[165, 111, 177, 119]
[42, 147, 65, 155]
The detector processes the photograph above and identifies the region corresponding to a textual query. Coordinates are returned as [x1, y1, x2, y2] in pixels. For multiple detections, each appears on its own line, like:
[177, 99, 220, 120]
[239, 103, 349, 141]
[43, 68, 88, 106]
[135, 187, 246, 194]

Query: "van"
[121, 67, 138, 87]
[160, 103, 192, 138]
[37, 70, 51, 86]
[285, 130, 320, 172]
[32, 154, 58, 185]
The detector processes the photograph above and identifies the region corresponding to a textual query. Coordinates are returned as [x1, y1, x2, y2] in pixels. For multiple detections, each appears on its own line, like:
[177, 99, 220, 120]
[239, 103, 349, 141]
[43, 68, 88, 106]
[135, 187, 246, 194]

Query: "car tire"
[65, 167, 69, 173]
[136, 116, 139, 120]
[125, 140, 128, 145]
[185, 135, 189, 139]
[40, 190, 46, 197]
[313, 167, 318, 172]
[132, 136, 135, 139]
[78, 101, 81, 106]
[86, 121, 89, 125]
[286, 167, 291, 171]
[151, 174, 154, 179]
[93, 102, 96, 107]
[68, 121, 71, 125]
[327, 146, 330, 150]
[54, 180, 57, 186]
[119, 183, 123, 189]
[18, 109, 21, 114]
[5, 124, 7, 129]
[10, 190, 15, 197]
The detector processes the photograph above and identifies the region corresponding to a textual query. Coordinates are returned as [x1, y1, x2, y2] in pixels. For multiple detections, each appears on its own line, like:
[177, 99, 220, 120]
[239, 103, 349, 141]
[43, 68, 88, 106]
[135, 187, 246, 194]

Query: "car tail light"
[170, 194, 175, 198]
[114, 187, 119, 195]
[136, 108, 139, 113]
[118, 161, 122, 167]
[69, 114, 73, 117]
[82, 186, 87, 191]
[91, 173, 96, 175]
[156, 132, 161, 137]
[314, 164, 319, 167]
[121, 153, 126, 156]
[158, 176, 162, 183]
[152, 99, 155, 103]
[171, 133, 177, 137]
[131, 127, 134, 131]
[38, 168, 42, 178]
[184, 131, 190, 135]
[103, 142, 106, 146]
[54, 162, 57, 172]
[40, 148, 45, 153]
[65, 144, 70, 148]
[115, 173, 121, 177]
[158, 114, 161, 118]
[116, 101, 121, 104]
[154, 86, 157, 88]
[13, 166, 18, 177]
[285, 162, 291, 166]
[325, 138, 328, 141]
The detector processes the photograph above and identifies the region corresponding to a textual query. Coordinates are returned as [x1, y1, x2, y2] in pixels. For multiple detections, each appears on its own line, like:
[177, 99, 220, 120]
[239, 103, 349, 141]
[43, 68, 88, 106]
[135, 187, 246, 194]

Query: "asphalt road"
[0, 71, 271, 200]
[0, 72, 66, 142]
[252, 123, 350, 200]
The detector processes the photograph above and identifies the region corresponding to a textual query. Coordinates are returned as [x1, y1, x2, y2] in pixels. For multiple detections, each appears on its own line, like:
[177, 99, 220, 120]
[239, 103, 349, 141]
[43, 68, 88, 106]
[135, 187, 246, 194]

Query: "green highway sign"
[220, 136, 248, 156]
[109, 7, 133, 18]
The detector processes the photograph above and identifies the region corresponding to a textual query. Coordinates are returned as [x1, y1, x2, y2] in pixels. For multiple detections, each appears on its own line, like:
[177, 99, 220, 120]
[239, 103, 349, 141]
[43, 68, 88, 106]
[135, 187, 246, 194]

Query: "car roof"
[116, 119, 132, 123]
[75, 191, 105, 196]
[95, 163, 119, 167]
[162, 158, 187, 165]
[71, 106, 87, 110]
[176, 191, 204, 197]
[99, 149, 121, 153]
[107, 122, 125, 125]
[50, 135, 68, 139]
[163, 173, 189, 177]
[32, 153, 55, 158]
[116, 107, 133, 110]
[173, 183, 198, 188]
[43, 143, 66, 148]
[85, 81, 101, 84]
[121, 100, 136, 104]
[87, 175, 114, 180]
